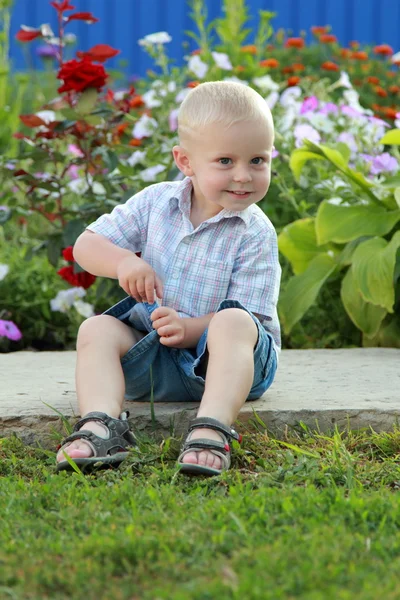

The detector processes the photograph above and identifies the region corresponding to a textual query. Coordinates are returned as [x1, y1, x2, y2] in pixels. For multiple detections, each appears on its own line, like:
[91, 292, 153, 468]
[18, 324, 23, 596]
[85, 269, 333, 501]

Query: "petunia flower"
[140, 164, 166, 182]
[0, 264, 9, 280]
[74, 300, 95, 318]
[50, 287, 86, 313]
[252, 74, 279, 92]
[211, 52, 233, 70]
[127, 150, 147, 167]
[0, 319, 23, 341]
[300, 96, 319, 114]
[337, 132, 358, 154]
[279, 86, 302, 107]
[294, 124, 321, 147]
[132, 114, 158, 139]
[168, 109, 179, 132]
[187, 55, 208, 79]
[138, 32, 172, 47]
[370, 153, 398, 175]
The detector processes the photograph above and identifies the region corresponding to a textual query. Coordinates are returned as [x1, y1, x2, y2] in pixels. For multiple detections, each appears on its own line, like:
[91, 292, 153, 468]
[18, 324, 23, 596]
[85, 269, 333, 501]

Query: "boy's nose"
[233, 168, 252, 183]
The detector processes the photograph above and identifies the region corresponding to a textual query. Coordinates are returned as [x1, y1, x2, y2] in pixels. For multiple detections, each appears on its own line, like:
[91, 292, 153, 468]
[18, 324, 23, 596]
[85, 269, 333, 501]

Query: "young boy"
[56, 81, 281, 476]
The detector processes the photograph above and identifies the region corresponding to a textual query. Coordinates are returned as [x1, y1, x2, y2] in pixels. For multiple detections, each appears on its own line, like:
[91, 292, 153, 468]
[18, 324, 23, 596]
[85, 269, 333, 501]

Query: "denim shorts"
[103, 297, 278, 403]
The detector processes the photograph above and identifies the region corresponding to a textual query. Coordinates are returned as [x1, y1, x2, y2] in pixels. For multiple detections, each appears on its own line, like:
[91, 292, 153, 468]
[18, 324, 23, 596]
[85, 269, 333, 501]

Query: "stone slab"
[1, 348, 399, 447]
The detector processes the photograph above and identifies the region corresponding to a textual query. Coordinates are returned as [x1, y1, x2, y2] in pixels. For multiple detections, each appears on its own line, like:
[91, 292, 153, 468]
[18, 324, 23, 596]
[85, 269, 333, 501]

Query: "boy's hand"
[116, 255, 163, 304]
[151, 307, 186, 347]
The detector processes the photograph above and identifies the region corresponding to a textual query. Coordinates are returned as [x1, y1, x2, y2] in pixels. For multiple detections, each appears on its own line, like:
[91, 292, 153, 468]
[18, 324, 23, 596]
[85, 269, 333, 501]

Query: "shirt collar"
[169, 176, 252, 227]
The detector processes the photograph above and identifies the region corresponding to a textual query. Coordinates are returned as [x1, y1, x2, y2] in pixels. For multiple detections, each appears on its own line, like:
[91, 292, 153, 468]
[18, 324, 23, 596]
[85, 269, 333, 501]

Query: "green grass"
[2, 420, 400, 599]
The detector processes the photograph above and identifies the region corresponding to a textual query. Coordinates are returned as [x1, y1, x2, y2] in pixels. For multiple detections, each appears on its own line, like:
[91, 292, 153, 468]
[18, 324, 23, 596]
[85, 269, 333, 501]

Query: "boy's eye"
[219, 158, 232, 165]
[251, 157, 264, 165]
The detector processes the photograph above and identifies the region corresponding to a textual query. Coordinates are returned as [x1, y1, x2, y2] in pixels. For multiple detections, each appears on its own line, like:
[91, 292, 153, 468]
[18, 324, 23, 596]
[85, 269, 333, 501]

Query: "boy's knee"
[77, 315, 117, 347]
[208, 308, 256, 336]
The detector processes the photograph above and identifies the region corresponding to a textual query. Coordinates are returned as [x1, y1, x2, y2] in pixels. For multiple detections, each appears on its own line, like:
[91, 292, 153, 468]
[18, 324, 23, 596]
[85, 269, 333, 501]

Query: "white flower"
[132, 114, 158, 139]
[265, 91, 279, 109]
[222, 76, 247, 85]
[280, 86, 302, 107]
[169, 108, 179, 132]
[306, 112, 335, 134]
[336, 71, 352, 89]
[36, 110, 56, 124]
[252, 75, 279, 92]
[327, 197, 350, 206]
[212, 51, 233, 70]
[138, 31, 172, 46]
[395, 113, 400, 128]
[175, 88, 191, 104]
[67, 176, 106, 196]
[343, 90, 371, 114]
[74, 300, 95, 319]
[113, 89, 129, 101]
[0, 264, 9, 280]
[140, 164, 166, 182]
[187, 54, 208, 79]
[142, 89, 162, 108]
[127, 150, 147, 168]
[391, 51, 400, 63]
[50, 287, 86, 313]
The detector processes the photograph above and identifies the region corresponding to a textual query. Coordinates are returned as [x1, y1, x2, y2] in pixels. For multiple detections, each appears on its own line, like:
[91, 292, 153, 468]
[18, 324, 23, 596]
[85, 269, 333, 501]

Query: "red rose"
[57, 57, 107, 93]
[62, 246, 74, 261]
[57, 266, 96, 289]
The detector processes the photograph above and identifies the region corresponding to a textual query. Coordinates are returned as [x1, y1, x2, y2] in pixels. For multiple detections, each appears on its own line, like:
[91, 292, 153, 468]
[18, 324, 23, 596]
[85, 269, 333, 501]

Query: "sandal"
[177, 416, 243, 476]
[55, 410, 138, 473]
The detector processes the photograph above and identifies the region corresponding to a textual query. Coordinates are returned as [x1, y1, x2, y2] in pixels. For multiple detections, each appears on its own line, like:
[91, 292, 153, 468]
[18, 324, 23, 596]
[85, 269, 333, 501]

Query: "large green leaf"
[289, 149, 324, 181]
[340, 268, 387, 337]
[379, 129, 400, 145]
[278, 218, 332, 274]
[75, 88, 99, 115]
[278, 253, 336, 334]
[316, 200, 400, 244]
[351, 231, 400, 312]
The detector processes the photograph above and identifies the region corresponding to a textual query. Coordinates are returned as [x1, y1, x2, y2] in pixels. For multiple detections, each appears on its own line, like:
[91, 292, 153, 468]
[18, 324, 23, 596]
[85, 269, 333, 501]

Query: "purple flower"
[300, 96, 319, 114]
[294, 124, 321, 148]
[320, 103, 338, 115]
[272, 148, 279, 159]
[337, 132, 357, 153]
[370, 153, 398, 175]
[340, 105, 363, 118]
[36, 44, 59, 59]
[0, 319, 23, 342]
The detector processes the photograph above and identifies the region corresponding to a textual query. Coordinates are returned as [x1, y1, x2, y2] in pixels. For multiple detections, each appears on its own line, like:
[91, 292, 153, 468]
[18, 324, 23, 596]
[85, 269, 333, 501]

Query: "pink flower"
[300, 96, 319, 114]
[68, 144, 84, 157]
[0, 319, 23, 341]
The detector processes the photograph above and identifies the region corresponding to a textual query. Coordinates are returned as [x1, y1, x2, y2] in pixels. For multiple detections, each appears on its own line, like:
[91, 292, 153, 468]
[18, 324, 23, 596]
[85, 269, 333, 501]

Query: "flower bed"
[0, 0, 399, 350]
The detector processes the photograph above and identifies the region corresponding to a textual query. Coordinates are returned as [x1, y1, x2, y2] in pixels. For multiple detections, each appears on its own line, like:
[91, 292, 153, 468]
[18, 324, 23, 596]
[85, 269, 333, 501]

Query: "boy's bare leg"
[181, 308, 258, 470]
[56, 315, 145, 463]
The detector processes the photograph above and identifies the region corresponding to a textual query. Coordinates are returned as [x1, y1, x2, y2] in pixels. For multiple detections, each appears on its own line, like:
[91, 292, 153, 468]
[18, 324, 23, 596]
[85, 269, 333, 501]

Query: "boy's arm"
[180, 312, 215, 348]
[73, 231, 139, 277]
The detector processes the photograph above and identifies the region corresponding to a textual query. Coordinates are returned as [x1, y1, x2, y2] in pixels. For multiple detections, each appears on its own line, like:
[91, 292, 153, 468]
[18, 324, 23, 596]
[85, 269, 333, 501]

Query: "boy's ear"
[172, 145, 194, 176]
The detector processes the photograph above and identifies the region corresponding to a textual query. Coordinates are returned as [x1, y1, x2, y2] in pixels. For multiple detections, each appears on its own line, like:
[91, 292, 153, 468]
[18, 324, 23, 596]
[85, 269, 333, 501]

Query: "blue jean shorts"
[103, 297, 278, 403]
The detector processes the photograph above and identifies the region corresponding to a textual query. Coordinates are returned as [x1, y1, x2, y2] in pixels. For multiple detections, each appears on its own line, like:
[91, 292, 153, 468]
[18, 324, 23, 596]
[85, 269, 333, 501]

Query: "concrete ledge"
[1, 348, 399, 448]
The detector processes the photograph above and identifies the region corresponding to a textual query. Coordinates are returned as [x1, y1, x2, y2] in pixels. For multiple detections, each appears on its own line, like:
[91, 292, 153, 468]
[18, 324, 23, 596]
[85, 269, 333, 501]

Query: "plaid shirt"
[87, 176, 281, 353]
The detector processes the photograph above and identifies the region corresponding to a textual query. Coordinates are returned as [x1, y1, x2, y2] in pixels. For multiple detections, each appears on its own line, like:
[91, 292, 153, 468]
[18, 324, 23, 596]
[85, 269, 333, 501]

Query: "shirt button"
[182, 237, 189, 244]
[172, 272, 179, 279]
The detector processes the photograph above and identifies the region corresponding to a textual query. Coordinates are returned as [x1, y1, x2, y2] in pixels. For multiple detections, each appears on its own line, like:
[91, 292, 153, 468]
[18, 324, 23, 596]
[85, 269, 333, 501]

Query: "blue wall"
[9, 0, 400, 78]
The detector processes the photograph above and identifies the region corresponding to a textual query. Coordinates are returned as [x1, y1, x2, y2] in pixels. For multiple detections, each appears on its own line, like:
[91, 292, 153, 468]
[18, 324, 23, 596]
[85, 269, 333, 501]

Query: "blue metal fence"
[8, 0, 400, 78]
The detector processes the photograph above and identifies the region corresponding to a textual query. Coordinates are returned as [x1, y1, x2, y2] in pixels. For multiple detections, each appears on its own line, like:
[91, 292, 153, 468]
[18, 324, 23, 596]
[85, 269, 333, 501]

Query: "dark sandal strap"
[187, 417, 242, 443]
[183, 438, 229, 454]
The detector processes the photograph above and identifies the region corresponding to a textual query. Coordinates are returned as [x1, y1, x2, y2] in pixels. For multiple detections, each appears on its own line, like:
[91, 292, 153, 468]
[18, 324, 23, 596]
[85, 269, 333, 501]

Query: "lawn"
[2, 421, 400, 599]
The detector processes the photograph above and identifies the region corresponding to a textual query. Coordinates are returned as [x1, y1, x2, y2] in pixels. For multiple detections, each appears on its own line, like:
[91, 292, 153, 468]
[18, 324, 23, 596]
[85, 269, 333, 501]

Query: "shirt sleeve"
[227, 225, 281, 324]
[85, 185, 153, 253]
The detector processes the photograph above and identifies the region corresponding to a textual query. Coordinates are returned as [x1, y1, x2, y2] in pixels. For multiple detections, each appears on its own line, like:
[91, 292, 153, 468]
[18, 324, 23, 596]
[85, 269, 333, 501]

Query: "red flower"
[57, 266, 96, 289]
[50, 1, 75, 13]
[287, 76, 301, 86]
[292, 63, 306, 72]
[65, 12, 99, 24]
[62, 246, 74, 262]
[15, 28, 42, 42]
[76, 44, 120, 63]
[374, 44, 394, 56]
[285, 37, 305, 49]
[340, 48, 352, 58]
[319, 34, 337, 43]
[57, 58, 107, 93]
[374, 86, 388, 98]
[259, 58, 279, 68]
[351, 51, 368, 60]
[311, 26, 328, 35]
[321, 61, 339, 71]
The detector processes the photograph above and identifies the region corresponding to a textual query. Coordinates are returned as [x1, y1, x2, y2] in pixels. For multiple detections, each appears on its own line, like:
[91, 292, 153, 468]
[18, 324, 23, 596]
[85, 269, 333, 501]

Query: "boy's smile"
[173, 118, 274, 221]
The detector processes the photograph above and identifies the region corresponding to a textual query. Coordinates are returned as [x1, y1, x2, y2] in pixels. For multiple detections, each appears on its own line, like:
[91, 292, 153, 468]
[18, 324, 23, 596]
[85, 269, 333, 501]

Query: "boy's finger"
[151, 306, 170, 320]
[155, 275, 163, 299]
[144, 276, 155, 304]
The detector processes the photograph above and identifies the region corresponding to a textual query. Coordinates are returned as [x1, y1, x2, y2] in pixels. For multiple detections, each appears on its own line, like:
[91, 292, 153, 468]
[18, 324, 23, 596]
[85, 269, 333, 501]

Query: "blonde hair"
[178, 81, 274, 140]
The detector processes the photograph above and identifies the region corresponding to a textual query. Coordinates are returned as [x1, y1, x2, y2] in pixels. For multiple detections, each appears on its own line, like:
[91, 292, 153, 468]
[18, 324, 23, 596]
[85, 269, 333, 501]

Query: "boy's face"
[173, 119, 274, 215]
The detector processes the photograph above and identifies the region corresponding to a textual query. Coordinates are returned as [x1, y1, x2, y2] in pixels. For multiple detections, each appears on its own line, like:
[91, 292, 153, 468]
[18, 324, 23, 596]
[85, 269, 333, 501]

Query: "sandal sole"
[178, 463, 224, 476]
[56, 451, 129, 474]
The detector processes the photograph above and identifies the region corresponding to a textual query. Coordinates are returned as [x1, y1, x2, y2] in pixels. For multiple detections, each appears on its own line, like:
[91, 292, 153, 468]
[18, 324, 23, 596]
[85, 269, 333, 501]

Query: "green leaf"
[278, 218, 332, 275]
[278, 253, 337, 334]
[62, 219, 86, 247]
[337, 237, 371, 266]
[362, 316, 400, 348]
[75, 88, 99, 115]
[351, 231, 400, 312]
[316, 200, 400, 244]
[47, 234, 64, 267]
[379, 129, 400, 145]
[289, 149, 324, 181]
[341, 268, 386, 337]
